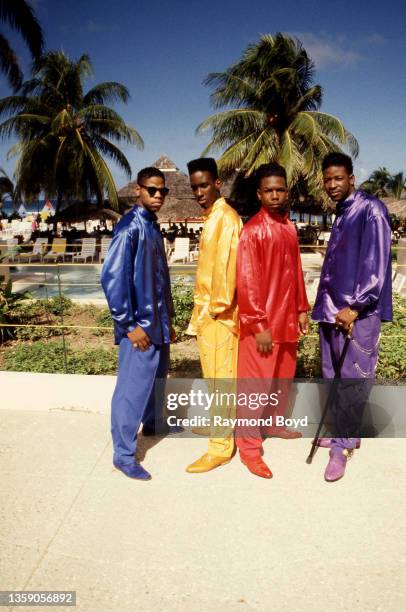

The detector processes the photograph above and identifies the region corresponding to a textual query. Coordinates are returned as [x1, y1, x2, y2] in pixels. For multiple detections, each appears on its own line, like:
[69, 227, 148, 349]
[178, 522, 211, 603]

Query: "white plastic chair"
[99, 237, 112, 263]
[169, 238, 190, 263]
[72, 238, 97, 263]
[15, 238, 48, 263]
[393, 273, 405, 293]
[5, 238, 19, 262]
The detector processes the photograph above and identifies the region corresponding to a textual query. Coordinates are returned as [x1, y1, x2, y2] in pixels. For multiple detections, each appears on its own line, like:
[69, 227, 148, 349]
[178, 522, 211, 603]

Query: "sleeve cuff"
[185, 323, 197, 336]
[249, 320, 269, 335]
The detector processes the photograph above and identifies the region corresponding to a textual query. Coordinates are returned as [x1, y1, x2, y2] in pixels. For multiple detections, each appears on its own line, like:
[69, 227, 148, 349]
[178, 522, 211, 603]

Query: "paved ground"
[1, 408, 405, 611]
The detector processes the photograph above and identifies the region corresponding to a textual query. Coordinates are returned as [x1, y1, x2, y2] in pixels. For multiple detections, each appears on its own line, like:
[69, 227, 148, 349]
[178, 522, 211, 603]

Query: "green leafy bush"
[44, 295, 73, 316]
[4, 341, 117, 375]
[296, 295, 406, 380]
[0, 278, 32, 344]
[6, 299, 63, 341]
[171, 280, 194, 340]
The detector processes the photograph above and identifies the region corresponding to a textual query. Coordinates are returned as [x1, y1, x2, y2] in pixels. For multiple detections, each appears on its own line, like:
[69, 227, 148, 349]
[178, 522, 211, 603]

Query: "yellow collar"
[202, 196, 225, 218]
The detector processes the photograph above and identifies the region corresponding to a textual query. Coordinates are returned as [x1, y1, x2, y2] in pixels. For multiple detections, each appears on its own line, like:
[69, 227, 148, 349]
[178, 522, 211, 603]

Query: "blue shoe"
[143, 424, 184, 436]
[113, 460, 151, 480]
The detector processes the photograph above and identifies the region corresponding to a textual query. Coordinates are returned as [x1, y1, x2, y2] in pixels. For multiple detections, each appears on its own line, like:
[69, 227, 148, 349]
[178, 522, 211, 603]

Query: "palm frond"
[83, 82, 130, 105]
[91, 134, 132, 178]
[0, 33, 22, 90]
[0, 0, 44, 59]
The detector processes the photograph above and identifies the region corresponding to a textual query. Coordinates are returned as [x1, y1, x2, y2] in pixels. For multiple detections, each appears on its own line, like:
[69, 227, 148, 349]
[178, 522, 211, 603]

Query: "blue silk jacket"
[312, 190, 392, 323]
[101, 205, 174, 345]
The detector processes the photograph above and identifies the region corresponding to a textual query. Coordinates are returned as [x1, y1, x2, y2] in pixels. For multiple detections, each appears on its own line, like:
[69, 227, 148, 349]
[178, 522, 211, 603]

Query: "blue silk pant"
[111, 338, 169, 464]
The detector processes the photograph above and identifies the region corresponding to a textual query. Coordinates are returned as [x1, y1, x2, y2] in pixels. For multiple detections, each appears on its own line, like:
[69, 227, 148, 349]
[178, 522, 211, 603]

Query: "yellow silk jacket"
[187, 197, 243, 336]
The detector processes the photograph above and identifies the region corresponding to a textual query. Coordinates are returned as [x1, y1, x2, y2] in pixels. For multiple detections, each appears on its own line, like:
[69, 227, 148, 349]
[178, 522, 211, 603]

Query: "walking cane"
[306, 327, 352, 464]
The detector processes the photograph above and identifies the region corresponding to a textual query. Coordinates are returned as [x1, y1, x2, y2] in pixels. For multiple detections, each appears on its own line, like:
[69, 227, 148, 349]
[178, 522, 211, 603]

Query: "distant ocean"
[1, 199, 327, 225]
[1, 200, 57, 216]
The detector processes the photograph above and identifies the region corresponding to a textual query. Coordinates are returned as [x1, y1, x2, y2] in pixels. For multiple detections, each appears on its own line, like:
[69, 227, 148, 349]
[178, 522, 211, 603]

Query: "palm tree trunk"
[53, 193, 63, 233]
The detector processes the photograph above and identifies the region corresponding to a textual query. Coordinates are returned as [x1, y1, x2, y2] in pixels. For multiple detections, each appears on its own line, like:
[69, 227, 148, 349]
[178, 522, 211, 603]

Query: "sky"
[1, 0, 406, 191]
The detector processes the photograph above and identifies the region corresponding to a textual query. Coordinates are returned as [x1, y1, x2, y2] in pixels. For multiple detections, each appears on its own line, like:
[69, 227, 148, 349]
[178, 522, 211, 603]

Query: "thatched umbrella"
[118, 155, 234, 223]
[382, 198, 406, 219]
[55, 200, 130, 223]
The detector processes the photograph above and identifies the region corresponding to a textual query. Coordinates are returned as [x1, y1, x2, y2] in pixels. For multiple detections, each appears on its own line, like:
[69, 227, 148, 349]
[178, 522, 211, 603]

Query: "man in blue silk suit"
[101, 166, 176, 480]
[312, 153, 392, 482]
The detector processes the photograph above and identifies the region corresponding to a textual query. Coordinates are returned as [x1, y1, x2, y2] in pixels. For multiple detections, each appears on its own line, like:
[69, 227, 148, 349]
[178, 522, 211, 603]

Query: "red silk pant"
[236, 336, 297, 458]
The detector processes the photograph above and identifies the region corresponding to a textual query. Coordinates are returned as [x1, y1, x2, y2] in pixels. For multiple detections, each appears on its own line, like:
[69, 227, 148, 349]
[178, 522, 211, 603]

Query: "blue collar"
[133, 204, 158, 223]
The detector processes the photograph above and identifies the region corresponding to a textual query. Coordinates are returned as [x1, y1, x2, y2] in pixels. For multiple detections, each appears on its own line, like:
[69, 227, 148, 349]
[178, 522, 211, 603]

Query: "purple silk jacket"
[312, 189, 392, 324]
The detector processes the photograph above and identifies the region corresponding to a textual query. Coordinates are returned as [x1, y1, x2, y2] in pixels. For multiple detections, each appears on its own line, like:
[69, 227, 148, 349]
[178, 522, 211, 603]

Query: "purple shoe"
[315, 438, 361, 449]
[316, 438, 333, 448]
[324, 450, 347, 482]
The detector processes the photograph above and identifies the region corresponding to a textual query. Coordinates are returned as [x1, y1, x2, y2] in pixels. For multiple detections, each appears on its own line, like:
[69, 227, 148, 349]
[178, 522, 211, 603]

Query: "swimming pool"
[8, 264, 197, 302]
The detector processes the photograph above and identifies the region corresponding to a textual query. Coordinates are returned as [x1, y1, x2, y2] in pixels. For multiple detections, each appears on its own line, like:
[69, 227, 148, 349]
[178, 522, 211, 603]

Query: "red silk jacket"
[237, 207, 309, 343]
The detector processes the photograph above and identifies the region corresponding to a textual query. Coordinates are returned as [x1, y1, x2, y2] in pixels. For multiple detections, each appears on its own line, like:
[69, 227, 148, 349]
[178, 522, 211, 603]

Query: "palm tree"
[388, 172, 405, 200]
[0, 51, 143, 220]
[360, 167, 391, 197]
[197, 33, 358, 199]
[0, 166, 15, 212]
[0, 0, 44, 91]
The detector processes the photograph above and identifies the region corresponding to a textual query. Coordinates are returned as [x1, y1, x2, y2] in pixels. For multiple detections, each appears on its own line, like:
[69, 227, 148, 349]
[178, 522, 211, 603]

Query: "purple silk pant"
[319, 314, 381, 450]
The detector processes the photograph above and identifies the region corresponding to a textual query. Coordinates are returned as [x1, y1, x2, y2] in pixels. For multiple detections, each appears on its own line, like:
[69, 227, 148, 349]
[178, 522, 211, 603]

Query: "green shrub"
[3, 341, 118, 375]
[296, 296, 406, 380]
[6, 299, 63, 341]
[171, 280, 194, 340]
[44, 295, 73, 316]
[297, 321, 321, 378]
[0, 277, 32, 344]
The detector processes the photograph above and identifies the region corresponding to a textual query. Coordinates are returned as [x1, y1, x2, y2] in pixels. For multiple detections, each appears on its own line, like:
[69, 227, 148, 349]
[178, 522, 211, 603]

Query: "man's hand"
[170, 325, 177, 343]
[298, 312, 309, 335]
[335, 307, 358, 332]
[255, 330, 274, 354]
[127, 326, 151, 351]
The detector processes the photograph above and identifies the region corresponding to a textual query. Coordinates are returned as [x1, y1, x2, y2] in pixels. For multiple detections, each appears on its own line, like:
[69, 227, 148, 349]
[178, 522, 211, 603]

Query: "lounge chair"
[43, 238, 67, 262]
[72, 238, 97, 263]
[15, 238, 48, 263]
[5, 238, 19, 262]
[99, 237, 112, 263]
[393, 273, 405, 294]
[169, 238, 190, 263]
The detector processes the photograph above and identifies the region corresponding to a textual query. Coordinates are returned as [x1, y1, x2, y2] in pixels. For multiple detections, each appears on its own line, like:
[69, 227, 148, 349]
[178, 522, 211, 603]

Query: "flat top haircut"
[137, 167, 165, 184]
[322, 153, 353, 175]
[187, 157, 219, 180]
[255, 163, 287, 188]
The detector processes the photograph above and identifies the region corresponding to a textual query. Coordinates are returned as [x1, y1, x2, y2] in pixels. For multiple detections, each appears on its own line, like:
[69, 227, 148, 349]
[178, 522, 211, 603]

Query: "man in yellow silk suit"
[185, 157, 243, 474]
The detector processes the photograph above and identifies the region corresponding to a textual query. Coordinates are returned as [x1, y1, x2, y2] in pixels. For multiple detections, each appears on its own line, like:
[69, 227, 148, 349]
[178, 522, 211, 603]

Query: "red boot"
[240, 454, 273, 479]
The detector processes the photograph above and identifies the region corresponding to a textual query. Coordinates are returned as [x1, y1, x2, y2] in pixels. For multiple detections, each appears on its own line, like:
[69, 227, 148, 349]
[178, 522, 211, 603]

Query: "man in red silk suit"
[236, 163, 310, 479]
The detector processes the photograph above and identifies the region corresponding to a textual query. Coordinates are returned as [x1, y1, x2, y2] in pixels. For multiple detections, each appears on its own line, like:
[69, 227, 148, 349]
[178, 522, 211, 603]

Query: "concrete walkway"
[1, 407, 405, 611]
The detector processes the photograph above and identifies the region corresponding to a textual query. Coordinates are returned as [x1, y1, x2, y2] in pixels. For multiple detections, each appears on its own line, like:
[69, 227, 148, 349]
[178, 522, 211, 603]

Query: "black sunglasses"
[139, 184, 169, 197]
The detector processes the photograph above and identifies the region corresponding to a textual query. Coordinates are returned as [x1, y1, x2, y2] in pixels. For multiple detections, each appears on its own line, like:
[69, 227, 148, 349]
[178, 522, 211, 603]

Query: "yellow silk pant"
[197, 318, 238, 458]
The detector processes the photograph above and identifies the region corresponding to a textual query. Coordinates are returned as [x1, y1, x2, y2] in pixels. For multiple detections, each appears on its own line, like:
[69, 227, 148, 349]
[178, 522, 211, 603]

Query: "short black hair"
[322, 153, 353, 175]
[187, 157, 219, 180]
[255, 163, 287, 188]
[137, 166, 165, 184]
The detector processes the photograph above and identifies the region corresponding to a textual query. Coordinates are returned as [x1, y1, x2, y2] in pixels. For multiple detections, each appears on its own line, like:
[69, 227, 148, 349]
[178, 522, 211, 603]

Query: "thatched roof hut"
[382, 198, 406, 218]
[118, 155, 233, 222]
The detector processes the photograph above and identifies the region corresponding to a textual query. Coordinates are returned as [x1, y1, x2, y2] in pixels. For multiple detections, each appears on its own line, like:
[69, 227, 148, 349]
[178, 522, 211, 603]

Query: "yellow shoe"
[186, 453, 231, 473]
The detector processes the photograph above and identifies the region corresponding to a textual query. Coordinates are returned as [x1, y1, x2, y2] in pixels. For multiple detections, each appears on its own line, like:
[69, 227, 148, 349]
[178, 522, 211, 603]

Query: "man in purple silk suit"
[312, 152, 392, 482]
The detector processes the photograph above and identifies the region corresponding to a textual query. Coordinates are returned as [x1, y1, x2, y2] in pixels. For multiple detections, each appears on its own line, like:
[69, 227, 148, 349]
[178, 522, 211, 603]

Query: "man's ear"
[256, 189, 262, 202]
[134, 184, 141, 198]
[215, 178, 222, 190]
[350, 174, 356, 187]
